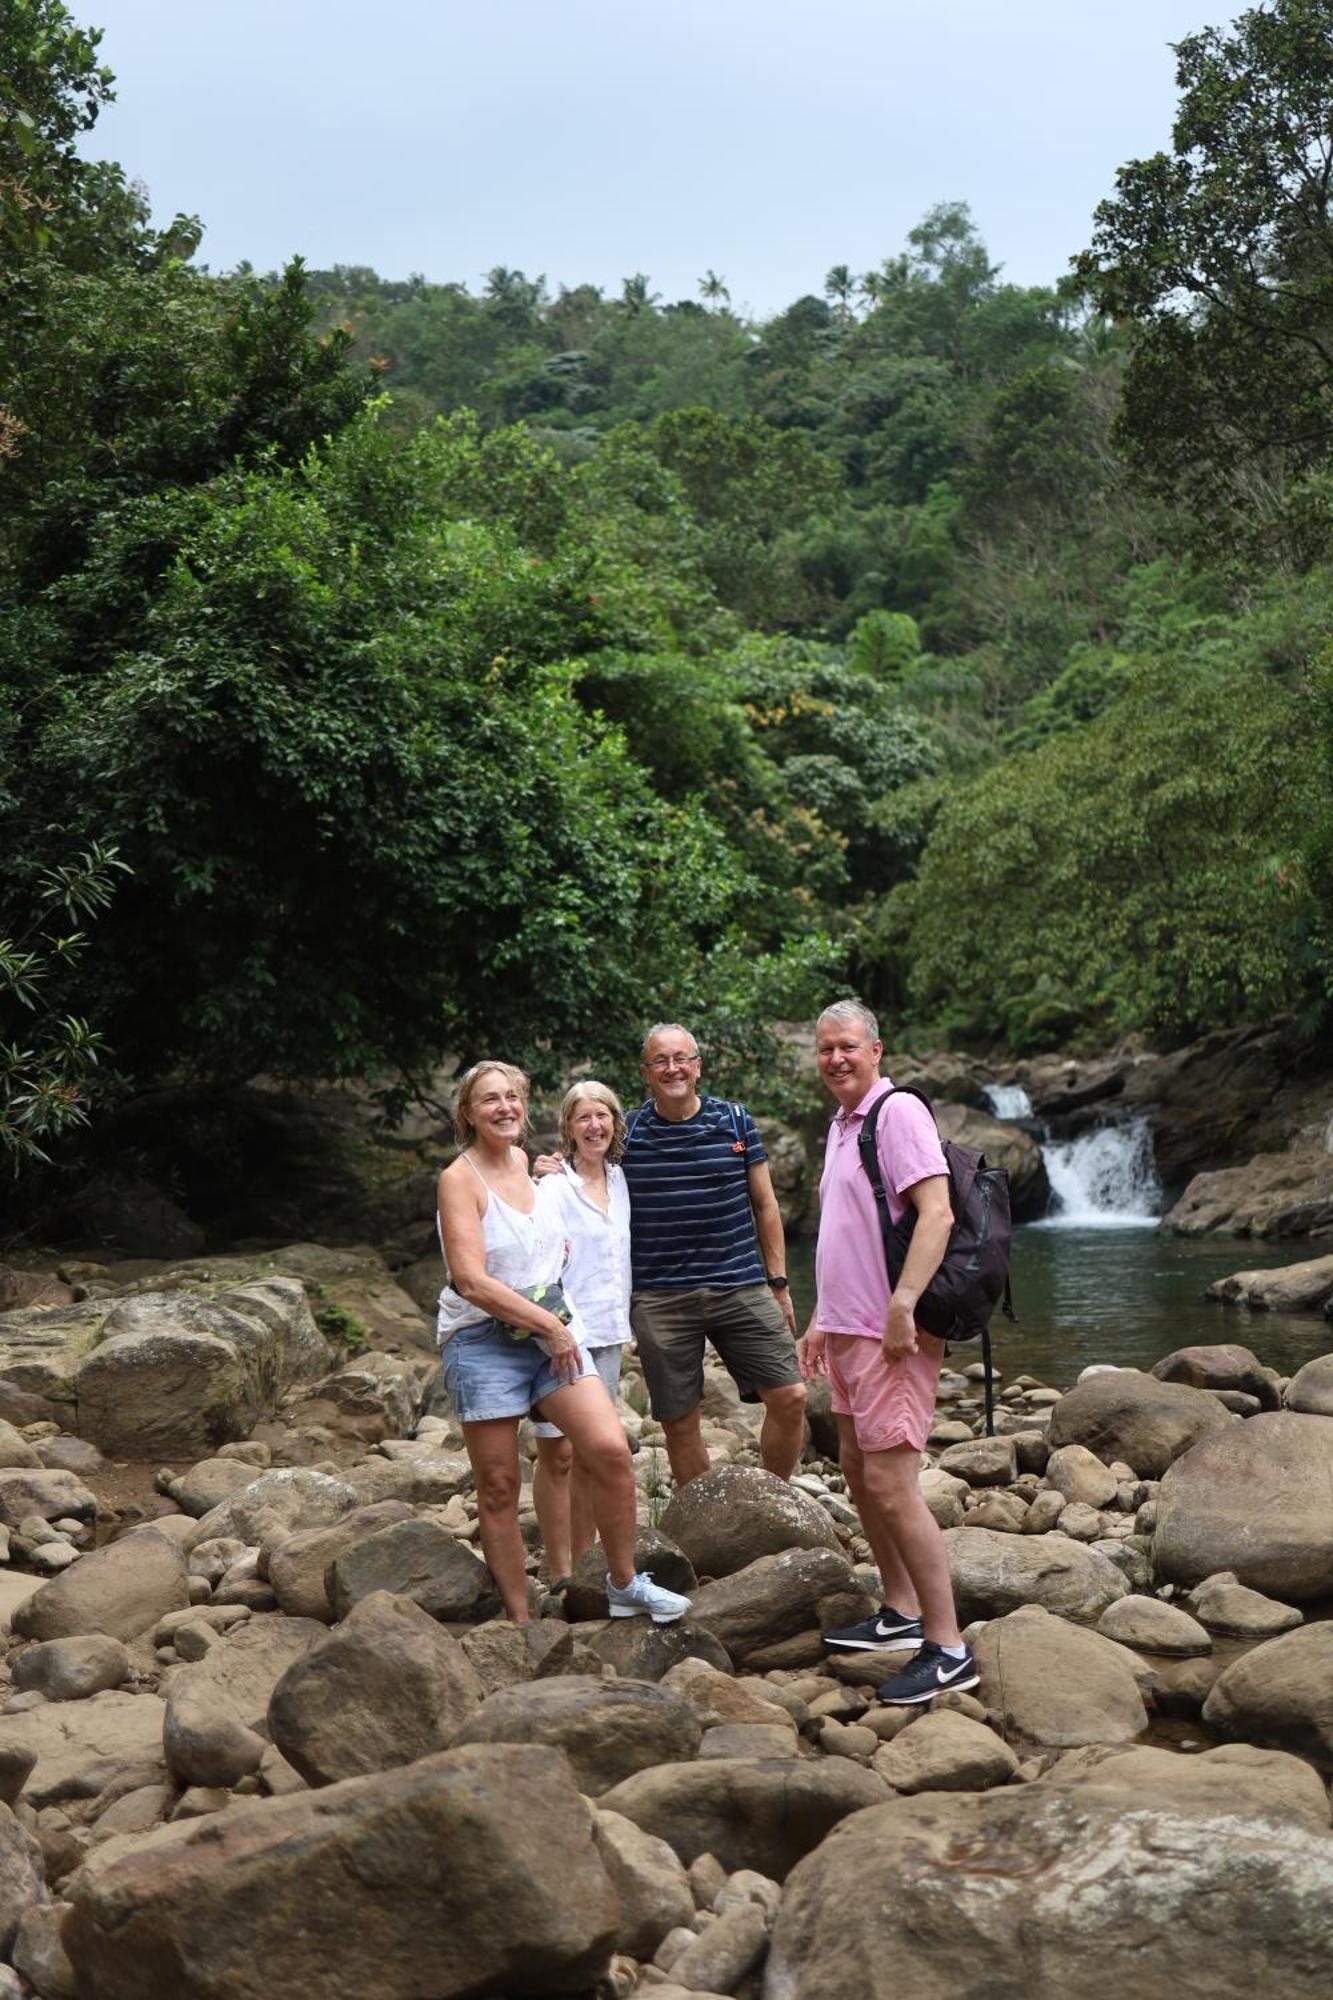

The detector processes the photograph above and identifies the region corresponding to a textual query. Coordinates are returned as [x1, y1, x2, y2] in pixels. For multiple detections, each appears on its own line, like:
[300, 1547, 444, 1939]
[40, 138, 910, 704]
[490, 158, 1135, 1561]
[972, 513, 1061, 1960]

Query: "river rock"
[190, 1467, 358, 1549]
[73, 1281, 330, 1459]
[918, 1466, 968, 1528]
[0, 1421, 41, 1470]
[329, 1516, 501, 1624]
[167, 1459, 261, 1517]
[659, 1466, 838, 1578]
[765, 1785, 1333, 2000]
[1207, 1258, 1333, 1315]
[450, 1675, 702, 1795]
[662, 1659, 798, 1735]
[1040, 1740, 1329, 1829]
[1187, 1571, 1305, 1638]
[11, 1635, 130, 1701]
[667, 1901, 769, 1994]
[297, 1352, 426, 1439]
[1285, 1352, 1333, 1416]
[1164, 1145, 1333, 1239]
[266, 1500, 416, 1621]
[872, 1710, 1018, 1793]
[0, 1469, 95, 1529]
[592, 1807, 695, 1960]
[1045, 1369, 1233, 1477]
[599, 1756, 887, 1879]
[163, 1613, 326, 1786]
[459, 1616, 594, 1693]
[63, 1744, 618, 2000]
[581, 1617, 734, 1681]
[1153, 1410, 1333, 1601]
[1151, 1342, 1281, 1405]
[0, 1690, 168, 1809]
[1095, 1595, 1211, 1656]
[973, 1604, 1148, 1747]
[267, 1591, 484, 1785]
[1044, 1443, 1118, 1508]
[343, 1451, 474, 1507]
[687, 1547, 869, 1664]
[0, 1805, 45, 1953]
[937, 1436, 1017, 1486]
[13, 1530, 188, 1642]
[564, 1529, 697, 1621]
[1202, 1623, 1333, 1762]
[945, 1526, 1128, 1625]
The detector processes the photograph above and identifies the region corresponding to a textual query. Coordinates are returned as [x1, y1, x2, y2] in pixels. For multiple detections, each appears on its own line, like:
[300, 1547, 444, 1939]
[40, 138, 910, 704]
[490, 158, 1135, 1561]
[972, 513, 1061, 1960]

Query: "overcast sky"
[84, 0, 1214, 315]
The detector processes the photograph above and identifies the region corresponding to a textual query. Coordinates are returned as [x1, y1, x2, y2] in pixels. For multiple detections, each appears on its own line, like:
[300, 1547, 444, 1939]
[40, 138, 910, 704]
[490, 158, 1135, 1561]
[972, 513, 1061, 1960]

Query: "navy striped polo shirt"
[623, 1096, 767, 1292]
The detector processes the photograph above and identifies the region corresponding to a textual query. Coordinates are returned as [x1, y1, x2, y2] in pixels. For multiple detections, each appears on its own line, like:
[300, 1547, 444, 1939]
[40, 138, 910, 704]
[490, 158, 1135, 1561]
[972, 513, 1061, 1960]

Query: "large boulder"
[973, 1605, 1148, 1747]
[63, 1744, 618, 2000]
[1039, 1740, 1330, 1830]
[0, 1299, 108, 1400]
[1163, 1147, 1333, 1239]
[189, 1468, 358, 1549]
[944, 1527, 1129, 1626]
[266, 1501, 416, 1621]
[11, 1634, 130, 1701]
[0, 1804, 45, 1952]
[1045, 1369, 1232, 1478]
[163, 1613, 326, 1787]
[563, 1529, 697, 1622]
[659, 1466, 838, 1579]
[687, 1547, 869, 1664]
[328, 1517, 501, 1624]
[1205, 1260, 1333, 1316]
[765, 1786, 1333, 1999]
[1153, 1410, 1333, 1601]
[872, 1710, 1018, 1793]
[0, 1691, 168, 1809]
[1188, 1571, 1304, 1639]
[267, 1591, 484, 1786]
[591, 1807, 695, 1960]
[600, 1756, 887, 1879]
[1285, 1352, 1333, 1416]
[0, 1468, 95, 1529]
[13, 1531, 188, 1643]
[450, 1675, 703, 1795]
[1202, 1623, 1333, 1763]
[72, 1281, 332, 1459]
[1151, 1342, 1281, 1404]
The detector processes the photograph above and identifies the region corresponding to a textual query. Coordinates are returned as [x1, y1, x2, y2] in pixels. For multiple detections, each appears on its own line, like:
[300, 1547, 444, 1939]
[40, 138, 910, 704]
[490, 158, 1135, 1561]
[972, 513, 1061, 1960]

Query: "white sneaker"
[606, 1571, 691, 1624]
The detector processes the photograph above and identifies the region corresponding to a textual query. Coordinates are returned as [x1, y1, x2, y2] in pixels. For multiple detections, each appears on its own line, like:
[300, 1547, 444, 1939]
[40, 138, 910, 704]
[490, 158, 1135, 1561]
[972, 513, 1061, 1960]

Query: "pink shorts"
[825, 1331, 946, 1454]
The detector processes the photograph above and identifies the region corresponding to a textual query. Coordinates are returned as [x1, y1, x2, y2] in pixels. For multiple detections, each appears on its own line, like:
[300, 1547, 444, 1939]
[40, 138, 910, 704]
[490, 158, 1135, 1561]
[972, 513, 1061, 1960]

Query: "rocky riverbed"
[0, 1247, 1329, 1998]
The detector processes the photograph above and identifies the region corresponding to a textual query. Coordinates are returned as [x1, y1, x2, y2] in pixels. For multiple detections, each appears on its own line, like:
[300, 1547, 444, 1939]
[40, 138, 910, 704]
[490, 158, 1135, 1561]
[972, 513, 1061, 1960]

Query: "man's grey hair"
[816, 998, 881, 1042]
[641, 1021, 699, 1058]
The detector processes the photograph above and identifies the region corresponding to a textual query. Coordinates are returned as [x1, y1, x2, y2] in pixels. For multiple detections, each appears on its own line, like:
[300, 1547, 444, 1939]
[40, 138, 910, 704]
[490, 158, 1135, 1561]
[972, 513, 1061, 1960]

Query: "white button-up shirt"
[535, 1161, 632, 1349]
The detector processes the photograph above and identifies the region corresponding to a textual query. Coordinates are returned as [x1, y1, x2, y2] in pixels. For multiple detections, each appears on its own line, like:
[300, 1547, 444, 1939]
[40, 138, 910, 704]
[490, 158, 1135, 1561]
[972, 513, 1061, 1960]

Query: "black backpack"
[858, 1085, 1016, 1435]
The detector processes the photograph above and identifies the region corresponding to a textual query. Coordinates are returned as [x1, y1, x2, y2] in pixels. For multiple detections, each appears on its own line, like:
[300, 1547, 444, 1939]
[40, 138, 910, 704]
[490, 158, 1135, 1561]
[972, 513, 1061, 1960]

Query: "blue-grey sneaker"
[606, 1571, 692, 1624]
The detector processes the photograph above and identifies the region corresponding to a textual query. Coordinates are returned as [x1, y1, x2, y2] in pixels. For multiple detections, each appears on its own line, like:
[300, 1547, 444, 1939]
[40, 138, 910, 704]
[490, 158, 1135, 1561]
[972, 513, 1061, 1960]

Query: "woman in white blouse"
[532, 1080, 632, 1589]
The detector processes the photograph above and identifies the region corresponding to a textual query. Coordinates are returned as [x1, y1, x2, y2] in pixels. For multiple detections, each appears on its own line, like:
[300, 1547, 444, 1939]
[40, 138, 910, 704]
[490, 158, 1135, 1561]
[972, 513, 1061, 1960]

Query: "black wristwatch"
[767, 1274, 789, 1290]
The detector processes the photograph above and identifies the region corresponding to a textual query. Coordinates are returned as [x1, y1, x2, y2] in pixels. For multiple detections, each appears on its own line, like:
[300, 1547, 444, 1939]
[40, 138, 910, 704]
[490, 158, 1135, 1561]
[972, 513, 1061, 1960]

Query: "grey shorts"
[529, 1343, 624, 1440]
[629, 1284, 801, 1423]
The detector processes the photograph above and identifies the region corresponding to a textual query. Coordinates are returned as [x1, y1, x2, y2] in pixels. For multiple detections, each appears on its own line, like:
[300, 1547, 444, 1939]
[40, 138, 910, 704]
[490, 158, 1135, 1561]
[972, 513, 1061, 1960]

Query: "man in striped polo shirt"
[625, 1023, 806, 1487]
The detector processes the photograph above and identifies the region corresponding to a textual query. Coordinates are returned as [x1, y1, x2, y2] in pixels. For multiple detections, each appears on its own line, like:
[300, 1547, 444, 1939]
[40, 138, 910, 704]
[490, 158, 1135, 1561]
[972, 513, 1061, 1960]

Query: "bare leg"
[569, 1461, 597, 1567]
[859, 1440, 963, 1646]
[537, 1378, 637, 1587]
[532, 1434, 574, 1582]
[837, 1416, 920, 1616]
[659, 1407, 711, 1487]
[461, 1417, 529, 1623]
[756, 1381, 807, 1481]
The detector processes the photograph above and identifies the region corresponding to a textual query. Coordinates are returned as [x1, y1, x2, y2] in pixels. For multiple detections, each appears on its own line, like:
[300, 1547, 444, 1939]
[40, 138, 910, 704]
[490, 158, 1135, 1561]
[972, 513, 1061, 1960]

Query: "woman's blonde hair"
[452, 1061, 531, 1147]
[559, 1079, 627, 1164]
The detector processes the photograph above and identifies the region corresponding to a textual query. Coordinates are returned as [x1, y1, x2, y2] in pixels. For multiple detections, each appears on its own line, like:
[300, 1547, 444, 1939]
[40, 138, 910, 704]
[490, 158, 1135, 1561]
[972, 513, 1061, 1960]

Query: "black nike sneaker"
[822, 1604, 924, 1653]
[876, 1641, 980, 1705]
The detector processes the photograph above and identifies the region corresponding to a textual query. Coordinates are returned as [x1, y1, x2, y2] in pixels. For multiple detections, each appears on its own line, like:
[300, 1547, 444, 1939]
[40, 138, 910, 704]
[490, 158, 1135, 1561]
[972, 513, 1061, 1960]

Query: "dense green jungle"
[4, 0, 1333, 1223]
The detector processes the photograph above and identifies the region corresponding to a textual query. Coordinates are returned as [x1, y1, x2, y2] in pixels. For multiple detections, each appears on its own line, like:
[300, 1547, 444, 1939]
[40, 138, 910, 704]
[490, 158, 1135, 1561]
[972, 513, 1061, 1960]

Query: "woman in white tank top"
[436, 1061, 689, 1628]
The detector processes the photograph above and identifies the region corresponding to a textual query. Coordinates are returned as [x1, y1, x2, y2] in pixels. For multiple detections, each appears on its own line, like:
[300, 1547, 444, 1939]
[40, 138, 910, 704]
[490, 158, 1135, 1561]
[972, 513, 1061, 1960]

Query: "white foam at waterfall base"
[1038, 1117, 1163, 1229]
[983, 1083, 1033, 1120]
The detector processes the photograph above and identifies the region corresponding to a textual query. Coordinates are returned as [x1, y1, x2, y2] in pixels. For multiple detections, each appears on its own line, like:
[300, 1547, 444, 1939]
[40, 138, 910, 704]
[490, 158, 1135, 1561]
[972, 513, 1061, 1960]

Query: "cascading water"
[983, 1083, 1034, 1120]
[1038, 1117, 1163, 1228]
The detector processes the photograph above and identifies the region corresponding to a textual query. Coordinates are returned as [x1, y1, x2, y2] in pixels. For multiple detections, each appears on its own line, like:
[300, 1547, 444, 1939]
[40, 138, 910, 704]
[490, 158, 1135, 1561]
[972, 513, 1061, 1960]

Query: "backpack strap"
[856, 1085, 908, 1286]
[728, 1101, 750, 1161]
[624, 1104, 651, 1149]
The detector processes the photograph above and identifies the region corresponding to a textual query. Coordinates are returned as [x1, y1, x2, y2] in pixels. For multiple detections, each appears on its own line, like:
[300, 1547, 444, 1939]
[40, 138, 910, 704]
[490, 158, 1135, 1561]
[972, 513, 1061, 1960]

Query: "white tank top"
[436, 1154, 571, 1346]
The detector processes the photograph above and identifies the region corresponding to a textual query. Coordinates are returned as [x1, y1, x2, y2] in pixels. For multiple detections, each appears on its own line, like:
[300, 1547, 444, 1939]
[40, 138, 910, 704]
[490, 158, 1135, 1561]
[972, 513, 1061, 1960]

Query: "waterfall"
[983, 1083, 1033, 1120]
[1038, 1117, 1163, 1229]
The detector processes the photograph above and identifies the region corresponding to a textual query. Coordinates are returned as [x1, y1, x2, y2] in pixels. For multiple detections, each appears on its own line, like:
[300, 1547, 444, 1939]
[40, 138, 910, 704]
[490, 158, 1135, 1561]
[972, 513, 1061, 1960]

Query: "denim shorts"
[440, 1317, 594, 1424]
[529, 1342, 624, 1440]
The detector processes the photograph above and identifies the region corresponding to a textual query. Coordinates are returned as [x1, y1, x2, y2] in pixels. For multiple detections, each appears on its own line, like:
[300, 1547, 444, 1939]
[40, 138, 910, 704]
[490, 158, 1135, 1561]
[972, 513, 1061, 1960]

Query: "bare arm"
[882, 1173, 953, 1360]
[748, 1160, 797, 1333]
[437, 1164, 571, 1344]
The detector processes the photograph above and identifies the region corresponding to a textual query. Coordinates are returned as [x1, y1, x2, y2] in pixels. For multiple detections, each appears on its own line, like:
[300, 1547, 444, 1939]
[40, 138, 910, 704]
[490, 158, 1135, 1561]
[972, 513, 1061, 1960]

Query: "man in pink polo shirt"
[798, 998, 978, 1703]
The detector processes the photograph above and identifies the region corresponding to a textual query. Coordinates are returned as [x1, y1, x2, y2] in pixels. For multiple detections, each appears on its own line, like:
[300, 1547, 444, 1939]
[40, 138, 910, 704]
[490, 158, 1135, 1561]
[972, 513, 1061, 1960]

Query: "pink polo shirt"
[815, 1081, 948, 1339]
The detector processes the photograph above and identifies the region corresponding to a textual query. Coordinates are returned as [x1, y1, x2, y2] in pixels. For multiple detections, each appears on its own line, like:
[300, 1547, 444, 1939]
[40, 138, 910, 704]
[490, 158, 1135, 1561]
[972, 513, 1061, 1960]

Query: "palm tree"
[698, 269, 730, 310]
[824, 264, 855, 321]
[619, 272, 661, 316]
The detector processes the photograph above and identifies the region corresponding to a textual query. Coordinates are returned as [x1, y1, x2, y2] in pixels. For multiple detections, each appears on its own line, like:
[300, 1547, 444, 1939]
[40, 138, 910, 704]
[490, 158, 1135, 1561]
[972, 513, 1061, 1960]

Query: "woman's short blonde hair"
[452, 1061, 531, 1146]
[559, 1080, 627, 1164]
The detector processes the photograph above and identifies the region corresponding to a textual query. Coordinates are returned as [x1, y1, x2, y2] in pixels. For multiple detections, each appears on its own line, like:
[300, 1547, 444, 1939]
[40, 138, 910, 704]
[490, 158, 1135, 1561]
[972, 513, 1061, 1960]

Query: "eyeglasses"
[644, 1053, 699, 1072]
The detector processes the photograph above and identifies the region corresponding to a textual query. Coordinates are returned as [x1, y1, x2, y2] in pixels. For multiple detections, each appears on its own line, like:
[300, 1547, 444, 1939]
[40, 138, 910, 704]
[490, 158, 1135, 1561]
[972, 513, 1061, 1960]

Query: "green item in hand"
[497, 1280, 572, 1341]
